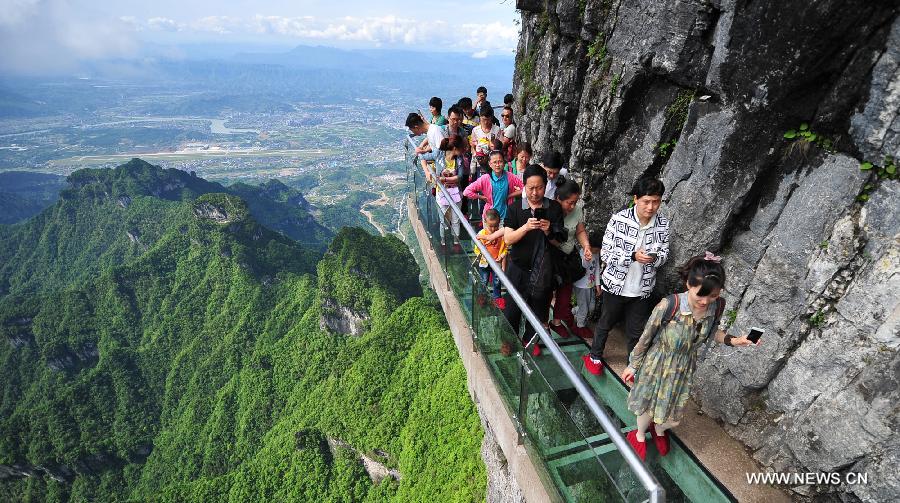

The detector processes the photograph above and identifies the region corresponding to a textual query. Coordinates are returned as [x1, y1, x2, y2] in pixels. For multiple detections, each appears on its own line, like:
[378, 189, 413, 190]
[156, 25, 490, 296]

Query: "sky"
[0, 0, 520, 75]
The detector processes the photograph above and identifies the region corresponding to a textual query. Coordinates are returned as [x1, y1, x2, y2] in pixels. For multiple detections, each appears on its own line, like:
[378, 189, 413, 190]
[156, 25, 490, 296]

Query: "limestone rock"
[319, 297, 368, 336]
[850, 19, 900, 163]
[512, 1, 900, 499]
[192, 202, 235, 223]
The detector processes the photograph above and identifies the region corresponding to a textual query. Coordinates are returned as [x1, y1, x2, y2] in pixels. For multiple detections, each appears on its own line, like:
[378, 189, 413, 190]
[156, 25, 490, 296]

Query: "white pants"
[438, 202, 460, 242]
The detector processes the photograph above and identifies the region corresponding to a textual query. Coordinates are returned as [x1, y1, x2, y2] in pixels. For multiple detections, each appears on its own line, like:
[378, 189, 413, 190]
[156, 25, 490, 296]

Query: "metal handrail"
[404, 134, 664, 502]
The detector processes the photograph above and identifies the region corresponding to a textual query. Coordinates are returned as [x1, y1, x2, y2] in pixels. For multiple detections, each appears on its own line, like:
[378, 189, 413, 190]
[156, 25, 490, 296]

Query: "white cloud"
[0, 0, 41, 27]
[0, 7, 516, 74]
[191, 15, 243, 35]
[0, 0, 138, 74]
[248, 15, 427, 45]
[147, 17, 181, 32]
[133, 13, 518, 54]
[457, 21, 518, 53]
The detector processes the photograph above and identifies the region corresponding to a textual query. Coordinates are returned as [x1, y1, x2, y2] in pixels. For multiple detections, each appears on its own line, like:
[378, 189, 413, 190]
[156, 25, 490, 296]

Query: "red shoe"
[493, 297, 506, 310]
[531, 344, 541, 357]
[549, 322, 571, 338]
[626, 430, 647, 461]
[574, 326, 593, 340]
[650, 425, 670, 456]
[581, 355, 604, 376]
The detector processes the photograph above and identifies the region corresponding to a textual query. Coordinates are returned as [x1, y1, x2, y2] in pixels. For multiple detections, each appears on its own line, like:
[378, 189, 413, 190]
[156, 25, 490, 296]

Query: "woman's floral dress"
[627, 292, 723, 424]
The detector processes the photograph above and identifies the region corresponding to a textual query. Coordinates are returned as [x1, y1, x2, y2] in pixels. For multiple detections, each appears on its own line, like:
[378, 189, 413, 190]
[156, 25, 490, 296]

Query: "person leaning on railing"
[406, 112, 447, 183]
[620, 254, 759, 461]
[435, 136, 467, 245]
[498, 164, 566, 357]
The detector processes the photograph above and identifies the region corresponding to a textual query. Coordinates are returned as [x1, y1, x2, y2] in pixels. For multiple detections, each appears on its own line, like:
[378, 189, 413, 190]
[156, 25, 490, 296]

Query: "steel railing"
[404, 134, 664, 503]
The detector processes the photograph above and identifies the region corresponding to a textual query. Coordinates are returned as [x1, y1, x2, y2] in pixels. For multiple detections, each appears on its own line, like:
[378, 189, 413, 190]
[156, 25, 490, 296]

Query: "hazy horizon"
[0, 0, 519, 76]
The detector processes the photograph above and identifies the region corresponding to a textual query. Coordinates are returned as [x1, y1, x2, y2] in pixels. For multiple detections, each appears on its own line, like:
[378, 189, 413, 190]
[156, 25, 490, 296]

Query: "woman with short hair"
[507, 142, 532, 181]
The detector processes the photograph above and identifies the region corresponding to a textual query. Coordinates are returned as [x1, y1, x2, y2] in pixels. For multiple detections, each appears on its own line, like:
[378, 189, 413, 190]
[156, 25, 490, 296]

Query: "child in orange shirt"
[474, 208, 507, 309]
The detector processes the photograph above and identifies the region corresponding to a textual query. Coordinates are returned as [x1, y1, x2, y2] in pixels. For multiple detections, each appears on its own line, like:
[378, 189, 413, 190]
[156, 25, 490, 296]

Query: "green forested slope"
[0, 160, 328, 296]
[0, 163, 485, 502]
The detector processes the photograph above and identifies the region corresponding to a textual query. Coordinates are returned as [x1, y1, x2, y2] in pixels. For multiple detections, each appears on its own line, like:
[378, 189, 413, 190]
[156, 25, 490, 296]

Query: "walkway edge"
[407, 195, 555, 503]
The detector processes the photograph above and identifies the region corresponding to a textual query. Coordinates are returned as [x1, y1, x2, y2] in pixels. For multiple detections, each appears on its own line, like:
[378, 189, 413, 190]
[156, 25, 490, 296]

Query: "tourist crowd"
[406, 86, 759, 462]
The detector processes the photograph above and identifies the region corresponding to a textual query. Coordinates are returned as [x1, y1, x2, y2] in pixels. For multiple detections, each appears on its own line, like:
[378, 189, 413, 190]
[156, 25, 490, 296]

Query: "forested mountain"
[0, 162, 485, 501]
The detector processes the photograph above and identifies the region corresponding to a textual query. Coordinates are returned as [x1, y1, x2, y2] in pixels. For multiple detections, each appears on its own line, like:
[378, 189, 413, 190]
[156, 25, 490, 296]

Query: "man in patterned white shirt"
[583, 177, 669, 375]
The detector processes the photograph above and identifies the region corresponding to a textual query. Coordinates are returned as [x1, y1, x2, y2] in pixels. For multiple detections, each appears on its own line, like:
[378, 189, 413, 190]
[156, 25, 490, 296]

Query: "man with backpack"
[583, 177, 670, 375]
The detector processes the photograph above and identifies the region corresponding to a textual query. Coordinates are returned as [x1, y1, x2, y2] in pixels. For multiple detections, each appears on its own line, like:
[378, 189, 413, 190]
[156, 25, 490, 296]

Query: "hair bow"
[704, 251, 722, 263]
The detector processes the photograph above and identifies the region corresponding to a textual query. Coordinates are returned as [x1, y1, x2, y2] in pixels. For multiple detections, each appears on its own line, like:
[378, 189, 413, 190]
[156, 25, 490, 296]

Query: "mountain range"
[0, 160, 485, 502]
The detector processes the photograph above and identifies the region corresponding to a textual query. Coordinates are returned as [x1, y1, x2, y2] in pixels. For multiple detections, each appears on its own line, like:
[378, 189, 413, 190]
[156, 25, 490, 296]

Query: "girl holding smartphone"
[621, 253, 760, 460]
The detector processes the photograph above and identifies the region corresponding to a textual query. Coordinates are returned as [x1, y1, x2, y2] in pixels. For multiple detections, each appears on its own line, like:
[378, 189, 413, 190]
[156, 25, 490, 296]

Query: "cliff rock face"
[513, 1, 899, 500]
[319, 296, 369, 336]
[477, 402, 526, 503]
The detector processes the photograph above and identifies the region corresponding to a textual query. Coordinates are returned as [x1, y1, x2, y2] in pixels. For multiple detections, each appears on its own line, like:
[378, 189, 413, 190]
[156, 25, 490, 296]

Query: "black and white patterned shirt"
[600, 206, 670, 298]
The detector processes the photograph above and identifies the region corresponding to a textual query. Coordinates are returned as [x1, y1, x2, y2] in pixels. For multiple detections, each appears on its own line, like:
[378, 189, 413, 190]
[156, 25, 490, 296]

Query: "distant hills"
[0, 171, 66, 224]
[0, 159, 485, 501]
[1, 159, 332, 248]
[0, 44, 512, 116]
[0, 159, 389, 245]
[232, 44, 514, 73]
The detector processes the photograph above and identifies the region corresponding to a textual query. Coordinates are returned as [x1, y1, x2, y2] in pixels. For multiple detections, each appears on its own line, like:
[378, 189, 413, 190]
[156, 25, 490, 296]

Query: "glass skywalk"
[404, 136, 737, 503]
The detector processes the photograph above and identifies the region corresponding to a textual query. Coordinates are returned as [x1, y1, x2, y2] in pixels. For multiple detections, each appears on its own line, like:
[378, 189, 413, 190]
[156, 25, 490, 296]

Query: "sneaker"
[626, 430, 647, 461]
[651, 425, 670, 456]
[531, 344, 541, 357]
[548, 321, 571, 338]
[493, 297, 506, 310]
[581, 355, 604, 376]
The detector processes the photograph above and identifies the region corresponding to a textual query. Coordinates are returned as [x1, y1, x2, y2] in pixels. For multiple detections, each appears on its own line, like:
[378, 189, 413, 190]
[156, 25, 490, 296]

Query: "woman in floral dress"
[621, 253, 759, 460]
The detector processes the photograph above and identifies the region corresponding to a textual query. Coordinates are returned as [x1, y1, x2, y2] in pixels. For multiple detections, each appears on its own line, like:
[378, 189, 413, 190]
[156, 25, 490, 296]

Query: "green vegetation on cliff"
[0, 162, 485, 502]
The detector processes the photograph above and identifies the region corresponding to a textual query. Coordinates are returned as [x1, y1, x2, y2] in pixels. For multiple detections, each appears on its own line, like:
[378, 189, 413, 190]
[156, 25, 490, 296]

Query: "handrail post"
[516, 352, 532, 446]
[441, 220, 450, 291]
[469, 270, 478, 353]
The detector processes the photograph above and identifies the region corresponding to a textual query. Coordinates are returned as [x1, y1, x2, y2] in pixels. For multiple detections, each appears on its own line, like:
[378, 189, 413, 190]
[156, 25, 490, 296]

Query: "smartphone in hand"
[534, 207, 547, 220]
[747, 327, 765, 344]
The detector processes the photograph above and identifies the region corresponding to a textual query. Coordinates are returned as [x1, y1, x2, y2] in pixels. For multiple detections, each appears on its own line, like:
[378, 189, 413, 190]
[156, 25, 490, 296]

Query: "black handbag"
[551, 246, 586, 286]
